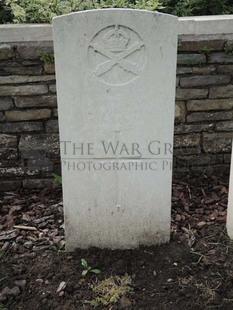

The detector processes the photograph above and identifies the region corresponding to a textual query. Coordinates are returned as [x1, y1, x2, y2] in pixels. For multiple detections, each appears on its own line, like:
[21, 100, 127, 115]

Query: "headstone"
[227, 140, 233, 238]
[53, 9, 178, 250]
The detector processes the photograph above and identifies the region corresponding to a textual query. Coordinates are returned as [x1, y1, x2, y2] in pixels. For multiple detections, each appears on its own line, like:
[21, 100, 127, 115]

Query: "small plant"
[200, 46, 212, 57]
[224, 41, 233, 55]
[39, 52, 55, 64]
[52, 173, 62, 184]
[85, 299, 99, 308]
[81, 259, 101, 277]
[0, 303, 7, 310]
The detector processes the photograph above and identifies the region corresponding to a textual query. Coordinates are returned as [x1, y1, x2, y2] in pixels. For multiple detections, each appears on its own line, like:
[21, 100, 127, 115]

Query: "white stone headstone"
[227, 140, 233, 238]
[53, 9, 178, 250]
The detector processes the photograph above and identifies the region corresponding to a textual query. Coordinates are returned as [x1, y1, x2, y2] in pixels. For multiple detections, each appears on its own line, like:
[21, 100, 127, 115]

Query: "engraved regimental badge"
[88, 25, 146, 86]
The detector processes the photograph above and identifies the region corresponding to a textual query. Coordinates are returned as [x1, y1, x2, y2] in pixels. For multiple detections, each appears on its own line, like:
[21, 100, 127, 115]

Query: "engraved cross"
[90, 41, 143, 76]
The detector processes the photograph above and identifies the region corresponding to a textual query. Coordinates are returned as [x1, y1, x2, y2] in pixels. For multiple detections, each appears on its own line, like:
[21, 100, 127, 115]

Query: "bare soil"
[0, 174, 233, 310]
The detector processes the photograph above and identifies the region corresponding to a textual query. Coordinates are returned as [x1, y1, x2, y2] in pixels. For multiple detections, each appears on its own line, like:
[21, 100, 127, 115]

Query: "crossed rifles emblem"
[90, 40, 144, 77]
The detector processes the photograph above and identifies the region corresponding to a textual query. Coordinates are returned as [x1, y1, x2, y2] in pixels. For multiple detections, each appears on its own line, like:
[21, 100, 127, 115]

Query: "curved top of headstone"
[52, 8, 177, 24]
[52, 8, 178, 87]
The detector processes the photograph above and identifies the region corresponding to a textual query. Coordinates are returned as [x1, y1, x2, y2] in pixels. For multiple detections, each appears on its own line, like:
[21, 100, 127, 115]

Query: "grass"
[85, 274, 132, 307]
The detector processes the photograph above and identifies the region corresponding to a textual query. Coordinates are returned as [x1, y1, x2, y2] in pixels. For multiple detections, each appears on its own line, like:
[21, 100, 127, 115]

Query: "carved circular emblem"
[88, 25, 146, 86]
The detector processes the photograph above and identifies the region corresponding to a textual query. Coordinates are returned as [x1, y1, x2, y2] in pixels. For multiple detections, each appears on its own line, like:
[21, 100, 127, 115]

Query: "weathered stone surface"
[176, 67, 192, 75]
[19, 134, 60, 159]
[173, 166, 189, 173]
[17, 42, 53, 59]
[22, 60, 42, 66]
[217, 64, 233, 74]
[187, 99, 233, 111]
[175, 101, 185, 123]
[174, 133, 200, 148]
[173, 146, 201, 155]
[0, 98, 14, 111]
[5, 109, 51, 121]
[15, 95, 57, 108]
[193, 164, 230, 175]
[46, 120, 59, 132]
[0, 134, 17, 148]
[0, 180, 21, 191]
[178, 40, 224, 52]
[1, 65, 42, 75]
[209, 85, 233, 98]
[49, 84, 56, 93]
[26, 156, 55, 172]
[0, 44, 15, 60]
[0, 85, 48, 96]
[0, 122, 43, 133]
[180, 75, 230, 87]
[209, 53, 233, 64]
[1, 59, 41, 65]
[0, 148, 18, 160]
[0, 112, 4, 121]
[44, 63, 55, 74]
[216, 121, 233, 131]
[225, 40, 233, 48]
[203, 133, 233, 153]
[177, 54, 206, 65]
[0, 159, 21, 167]
[0, 167, 39, 177]
[174, 123, 214, 134]
[23, 178, 55, 189]
[176, 88, 208, 100]
[53, 9, 178, 249]
[176, 154, 223, 168]
[224, 154, 231, 164]
[0, 75, 55, 84]
[187, 111, 233, 122]
[53, 108, 58, 117]
[192, 66, 216, 74]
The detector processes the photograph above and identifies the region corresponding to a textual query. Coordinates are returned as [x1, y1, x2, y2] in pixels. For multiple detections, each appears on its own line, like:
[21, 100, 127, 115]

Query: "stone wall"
[0, 41, 59, 191]
[0, 17, 233, 190]
[174, 37, 233, 174]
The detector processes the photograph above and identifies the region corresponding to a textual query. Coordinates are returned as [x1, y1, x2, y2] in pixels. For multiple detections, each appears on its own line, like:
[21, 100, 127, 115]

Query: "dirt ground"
[0, 173, 233, 310]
